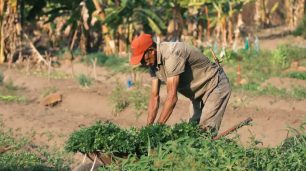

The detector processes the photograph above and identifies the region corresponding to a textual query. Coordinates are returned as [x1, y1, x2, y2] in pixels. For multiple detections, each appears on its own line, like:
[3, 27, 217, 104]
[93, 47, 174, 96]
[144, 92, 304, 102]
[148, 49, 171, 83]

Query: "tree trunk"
[286, 0, 305, 30]
[227, 2, 233, 47]
[118, 25, 126, 56]
[254, 0, 261, 27]
[221, 17, 227, 48]
[232, 13, 244, 51]
[228, 18, 233, 47]
[2, 0, 21, 65]
[0, 0, 6, 63]
[215, 7, 222, 46]
[204, 6, 210, 42]
[197, 19, 203, 46]
[92, 0, 115, 54]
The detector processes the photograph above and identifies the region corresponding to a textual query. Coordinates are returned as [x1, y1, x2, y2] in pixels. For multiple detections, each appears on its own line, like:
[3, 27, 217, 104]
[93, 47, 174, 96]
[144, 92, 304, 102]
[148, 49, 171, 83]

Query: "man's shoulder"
[160, 41, 187, 47]
[159, 42, 188, 56]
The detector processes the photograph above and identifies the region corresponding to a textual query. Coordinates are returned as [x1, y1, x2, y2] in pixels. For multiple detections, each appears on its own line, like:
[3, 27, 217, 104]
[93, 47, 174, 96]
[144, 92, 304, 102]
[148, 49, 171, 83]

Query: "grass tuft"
[285, 72, 306, 80]
[0, 72, 3, 85]
[76, 74, 92, 87]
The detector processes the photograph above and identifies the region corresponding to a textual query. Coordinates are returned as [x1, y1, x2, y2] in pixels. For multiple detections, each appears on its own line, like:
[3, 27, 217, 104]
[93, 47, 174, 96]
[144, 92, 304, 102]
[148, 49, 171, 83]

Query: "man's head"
[130, 34, 156, 66]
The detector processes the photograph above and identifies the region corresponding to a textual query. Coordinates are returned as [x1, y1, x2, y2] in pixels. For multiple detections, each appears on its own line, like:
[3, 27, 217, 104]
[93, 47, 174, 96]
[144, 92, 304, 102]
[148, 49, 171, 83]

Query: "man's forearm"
[147, 96, 159, 124]
[157, 95, 177, 124]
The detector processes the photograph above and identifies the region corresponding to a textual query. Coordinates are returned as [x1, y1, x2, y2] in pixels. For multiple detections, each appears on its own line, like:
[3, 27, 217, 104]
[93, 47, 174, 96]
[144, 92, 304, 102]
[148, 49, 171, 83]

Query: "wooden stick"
[48, 58, 52, 82]
[209, 48, 220, 67]
[213, 117, 253, 140]
[82, 153, 87, 164]
[90, 154, 97, 171]
[92, 58, 97, 80]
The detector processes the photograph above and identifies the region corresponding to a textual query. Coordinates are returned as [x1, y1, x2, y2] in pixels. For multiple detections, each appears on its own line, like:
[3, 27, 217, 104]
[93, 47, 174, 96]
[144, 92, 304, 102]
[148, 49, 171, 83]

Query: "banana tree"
[208, 0, 252, 48]
[103, 0, 167, 52]
[254, 0, 279, 28]
[0, 0, 20, 65]
[285, 0, 305, 30]
[92, 0, 116, 54]
[45, 0, 97, 55]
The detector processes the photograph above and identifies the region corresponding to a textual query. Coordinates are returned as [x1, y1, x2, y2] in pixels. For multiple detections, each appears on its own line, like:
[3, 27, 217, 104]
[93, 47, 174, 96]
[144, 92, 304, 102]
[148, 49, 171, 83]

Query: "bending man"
[130, 34, 231, 133]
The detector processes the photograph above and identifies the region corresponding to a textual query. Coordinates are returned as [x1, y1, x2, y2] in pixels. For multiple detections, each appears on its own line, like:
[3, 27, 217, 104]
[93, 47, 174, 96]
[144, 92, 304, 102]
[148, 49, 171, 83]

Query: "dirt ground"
[0, 35, 306, 166]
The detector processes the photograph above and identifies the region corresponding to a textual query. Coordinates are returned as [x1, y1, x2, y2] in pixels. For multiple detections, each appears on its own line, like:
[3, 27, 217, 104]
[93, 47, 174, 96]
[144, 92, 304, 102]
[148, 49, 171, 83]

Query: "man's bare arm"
[147, 78, 160, 125]
[157, 76, 179, 124]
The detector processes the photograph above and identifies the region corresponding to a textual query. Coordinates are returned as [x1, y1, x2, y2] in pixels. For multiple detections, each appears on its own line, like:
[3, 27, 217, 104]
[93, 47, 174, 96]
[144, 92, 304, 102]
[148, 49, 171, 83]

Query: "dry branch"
[22, 32, 48, 66]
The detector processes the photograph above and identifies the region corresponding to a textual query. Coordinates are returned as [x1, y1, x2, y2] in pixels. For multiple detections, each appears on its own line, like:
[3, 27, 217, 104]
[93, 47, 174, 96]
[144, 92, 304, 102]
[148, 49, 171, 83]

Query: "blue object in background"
[127, 77, 133, 88]
[244, 37, 249, 50]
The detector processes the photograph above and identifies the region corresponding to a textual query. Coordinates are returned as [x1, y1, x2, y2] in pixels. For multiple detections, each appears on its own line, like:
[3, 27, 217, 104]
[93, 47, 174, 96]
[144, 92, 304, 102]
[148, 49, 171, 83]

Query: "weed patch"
[284, 72, 306, 80]
[65, 121, 306, 170]
[272, 45, 306, 69]
[76, 74, 92, 87]
[0, 94, 27, 103]
[0, 72, 3, 84]
[0, 120, 70, 170]
[110, 83, 149, 116]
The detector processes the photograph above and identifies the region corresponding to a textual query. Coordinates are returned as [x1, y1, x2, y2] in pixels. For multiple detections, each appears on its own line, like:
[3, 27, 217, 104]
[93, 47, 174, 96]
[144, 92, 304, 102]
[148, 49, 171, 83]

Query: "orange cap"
[130, 34, 153, 65]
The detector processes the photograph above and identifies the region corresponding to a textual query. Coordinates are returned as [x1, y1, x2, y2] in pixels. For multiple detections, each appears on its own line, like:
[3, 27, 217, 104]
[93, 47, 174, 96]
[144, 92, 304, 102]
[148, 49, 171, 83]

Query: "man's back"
[154, 42, 219, 100]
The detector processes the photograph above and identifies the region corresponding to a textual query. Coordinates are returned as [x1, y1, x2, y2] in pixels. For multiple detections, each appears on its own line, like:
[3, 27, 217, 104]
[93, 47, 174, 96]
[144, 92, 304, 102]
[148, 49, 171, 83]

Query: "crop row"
[65, 121, 207, 155]
[65, 121, 306, 170]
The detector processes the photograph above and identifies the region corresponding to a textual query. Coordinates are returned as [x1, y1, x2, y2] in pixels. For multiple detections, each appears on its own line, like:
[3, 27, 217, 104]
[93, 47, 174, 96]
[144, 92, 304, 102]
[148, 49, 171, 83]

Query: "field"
[0, 34, 305, 170]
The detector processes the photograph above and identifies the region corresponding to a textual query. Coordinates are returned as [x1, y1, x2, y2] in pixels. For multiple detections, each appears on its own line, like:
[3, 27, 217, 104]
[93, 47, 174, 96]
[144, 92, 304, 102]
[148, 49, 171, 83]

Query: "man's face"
[141, 48, 155, 66]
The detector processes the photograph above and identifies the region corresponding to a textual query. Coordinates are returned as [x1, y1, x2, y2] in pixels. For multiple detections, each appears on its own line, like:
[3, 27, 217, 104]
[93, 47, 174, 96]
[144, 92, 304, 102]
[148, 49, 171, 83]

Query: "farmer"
[130, 33, 231, 133]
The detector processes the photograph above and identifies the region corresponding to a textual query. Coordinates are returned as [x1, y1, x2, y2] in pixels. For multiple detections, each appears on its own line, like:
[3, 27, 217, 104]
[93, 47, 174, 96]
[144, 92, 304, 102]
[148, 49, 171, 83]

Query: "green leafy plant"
[0, 94, 27, 103]
[171, 121, 206, 140]
[92, 122, 137, 154]
[293, 14, 306, 39]
[101, 123, 306, 171]
[65, 122, 137, 155]
[76, 74, 92, 87]
[65, 125, 97, 153]
[291, 86, 306, 100]
[137, 124, 172, 155]
[272, 45, 306, 69]
[0, 72, 3, 85]
[285, 72, 306, 80]
[66, 120, 306, 171]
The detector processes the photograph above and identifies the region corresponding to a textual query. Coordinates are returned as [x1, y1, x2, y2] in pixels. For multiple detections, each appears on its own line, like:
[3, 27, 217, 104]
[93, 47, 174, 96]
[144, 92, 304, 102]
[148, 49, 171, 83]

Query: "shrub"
[171, 121, 206, 140]
[137, 124, 172, 155]
[76, 74, 92, 87]
[272, 45, 306, 69]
